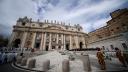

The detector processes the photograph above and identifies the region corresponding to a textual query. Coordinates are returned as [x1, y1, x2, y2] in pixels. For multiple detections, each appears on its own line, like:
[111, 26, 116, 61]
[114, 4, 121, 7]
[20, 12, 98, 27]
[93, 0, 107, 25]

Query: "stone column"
[21, 32, 28, 48]
[31, 32, 36, 48]
[56, 34, 59, 49]
[70, 35, 72, 50]
[43, 32, 46, 50]
[61, 34, 63, 50]
[63, 35, 66, 50]
[82, 37, 86, 48]
[40, 33, 44, 51]
[49, 33, 52, 50]
[76, 35, 79, 48]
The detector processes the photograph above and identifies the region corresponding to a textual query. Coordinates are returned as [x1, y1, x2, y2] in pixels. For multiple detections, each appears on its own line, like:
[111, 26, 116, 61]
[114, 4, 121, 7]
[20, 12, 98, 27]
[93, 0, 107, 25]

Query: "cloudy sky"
[0, 0, 128, 37]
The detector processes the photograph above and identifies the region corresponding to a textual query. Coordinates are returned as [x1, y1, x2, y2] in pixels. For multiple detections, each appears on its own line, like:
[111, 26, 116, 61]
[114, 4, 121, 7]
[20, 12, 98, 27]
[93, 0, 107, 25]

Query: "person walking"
[115, 48, 127, 67]
[96, 48, 106, 70]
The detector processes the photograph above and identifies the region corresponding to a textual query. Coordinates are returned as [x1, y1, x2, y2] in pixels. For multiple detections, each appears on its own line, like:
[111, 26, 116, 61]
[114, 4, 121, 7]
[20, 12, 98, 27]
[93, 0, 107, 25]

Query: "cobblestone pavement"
[0, 51, 128, 72]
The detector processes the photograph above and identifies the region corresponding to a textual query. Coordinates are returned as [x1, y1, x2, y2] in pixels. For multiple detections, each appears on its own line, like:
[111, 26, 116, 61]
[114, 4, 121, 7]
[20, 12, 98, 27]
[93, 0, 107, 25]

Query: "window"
[30, 33, 32, 35]
[97, 35, 102, 38]
[122, 43, 128, 50]
[118, 16, 121, 19]
[39, 24, 42, 27]
[116, 27, 119, 29]
[122, 24, 128, 31]
[113, 20, 115, 22]
[52, 38, 56, 42]
[73, 43, 75, 46]
[47, 33, 49, 36]
[122, 24, 126, 26]
[59, 34, 61, 37]
[22, 22, 25, 26]
[32, 24, 35, 26]
[111, 29, 114, 31]
[58, 40, 61, 44]
[78, 28, 80, 31]
[52, 46, 55, 49]
[58, 46, 61, 49]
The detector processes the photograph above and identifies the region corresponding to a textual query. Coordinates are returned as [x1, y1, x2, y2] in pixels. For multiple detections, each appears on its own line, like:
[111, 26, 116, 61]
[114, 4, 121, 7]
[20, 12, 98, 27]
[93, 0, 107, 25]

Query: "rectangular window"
[122, 43, 128, 50]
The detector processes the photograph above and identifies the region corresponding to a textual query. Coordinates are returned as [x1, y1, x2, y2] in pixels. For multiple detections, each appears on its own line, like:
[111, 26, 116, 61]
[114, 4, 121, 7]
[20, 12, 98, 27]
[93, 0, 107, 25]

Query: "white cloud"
[92, 17, 111, 29]
[0, 0, 127, 36]
[0, 0, 37, 36]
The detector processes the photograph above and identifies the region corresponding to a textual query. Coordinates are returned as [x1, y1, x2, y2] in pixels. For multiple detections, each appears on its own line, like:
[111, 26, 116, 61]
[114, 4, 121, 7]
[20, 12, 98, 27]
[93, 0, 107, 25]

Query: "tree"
[0, 34, 9, 47]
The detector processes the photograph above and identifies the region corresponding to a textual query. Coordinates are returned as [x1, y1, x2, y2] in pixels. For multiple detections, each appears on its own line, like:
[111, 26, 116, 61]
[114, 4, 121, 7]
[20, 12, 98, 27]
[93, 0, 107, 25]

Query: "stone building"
[8, 17, 87, 51]
[87, 8, 128, 51]
[8, 8, 128, 51]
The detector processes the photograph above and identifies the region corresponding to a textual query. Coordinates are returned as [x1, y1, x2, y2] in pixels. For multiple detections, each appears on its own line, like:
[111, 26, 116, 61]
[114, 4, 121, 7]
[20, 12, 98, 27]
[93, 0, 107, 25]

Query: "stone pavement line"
[11, 63, 30, 72]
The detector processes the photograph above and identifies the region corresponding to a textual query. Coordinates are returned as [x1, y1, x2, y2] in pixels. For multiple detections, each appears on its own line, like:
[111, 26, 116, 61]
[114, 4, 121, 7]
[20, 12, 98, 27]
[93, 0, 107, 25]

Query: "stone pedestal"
[16, 56, 22, 64]
[42, 60, 50, 71]
[21, 58, 27, 66]
[62, 59, 70, 72]
[81, 54, 91, 71]
[28, 59, 36, 68]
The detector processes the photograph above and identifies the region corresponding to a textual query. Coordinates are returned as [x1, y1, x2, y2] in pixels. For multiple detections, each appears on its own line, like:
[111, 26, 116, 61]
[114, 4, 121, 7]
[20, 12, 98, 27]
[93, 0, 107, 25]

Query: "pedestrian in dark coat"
[115, 48, 127, 67]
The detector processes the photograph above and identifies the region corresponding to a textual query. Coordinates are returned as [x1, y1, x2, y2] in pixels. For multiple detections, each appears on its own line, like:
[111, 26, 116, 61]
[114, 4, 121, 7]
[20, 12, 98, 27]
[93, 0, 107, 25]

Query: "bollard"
[28, 59, 36, 68]
[21, 58, 27, 66]
[69, 55, 75, 61]
[81, 54, 91, 71]
[62, 59, 70, 72]
[42, 60, 50, 71]
[16, 56, 22, 64]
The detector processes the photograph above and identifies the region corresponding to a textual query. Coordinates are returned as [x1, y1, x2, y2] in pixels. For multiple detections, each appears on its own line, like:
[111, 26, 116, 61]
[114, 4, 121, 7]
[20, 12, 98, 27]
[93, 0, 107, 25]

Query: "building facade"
[8, 8, 128, 51]
[8, 17, 87, 51]
[87, 8, 128, 51]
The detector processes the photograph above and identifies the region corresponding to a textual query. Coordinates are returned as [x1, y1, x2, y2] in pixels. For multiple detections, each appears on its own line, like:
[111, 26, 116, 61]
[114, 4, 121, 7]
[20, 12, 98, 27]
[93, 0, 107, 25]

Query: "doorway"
[79, 42, 83, 49]
[66, 44, 69, 50]
[45, 45, 49, 51]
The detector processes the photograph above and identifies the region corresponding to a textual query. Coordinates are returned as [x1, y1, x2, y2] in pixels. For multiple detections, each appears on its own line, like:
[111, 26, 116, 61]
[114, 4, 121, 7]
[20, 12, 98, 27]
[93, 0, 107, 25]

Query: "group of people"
[0, 52, 17, 64]
[96, 47, 128, 70]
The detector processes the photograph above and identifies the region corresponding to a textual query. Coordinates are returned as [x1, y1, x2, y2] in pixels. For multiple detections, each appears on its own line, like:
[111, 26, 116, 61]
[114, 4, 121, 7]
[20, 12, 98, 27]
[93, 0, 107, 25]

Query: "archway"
[13, 39, 21, 48]
[79, 42, 83, 49]
[66, 44, 69, 50]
